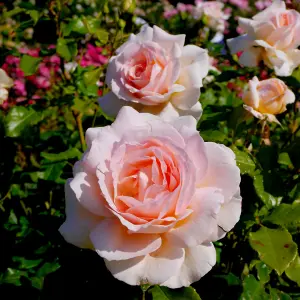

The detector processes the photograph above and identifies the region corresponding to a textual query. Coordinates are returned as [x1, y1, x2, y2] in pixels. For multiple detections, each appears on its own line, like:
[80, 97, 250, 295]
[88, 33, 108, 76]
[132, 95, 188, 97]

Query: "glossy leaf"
[285, 256, 300, 286]
[57, 38, 78, 61]
[230, 146, 256, 176]
[20, 55, 42, 76]
[240, 275, 269, 300]
[5, 107, 41, 137]
[264, 203, 300, 232]
[249, 227, 297, 275]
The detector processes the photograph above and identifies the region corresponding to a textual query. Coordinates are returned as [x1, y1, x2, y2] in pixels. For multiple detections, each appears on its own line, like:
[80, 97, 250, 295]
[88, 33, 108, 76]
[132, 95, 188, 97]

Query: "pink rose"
[227, 0, 300, 76]
[59, 106, 241, 288]
[243, 76, 295, 123]
[99, 25, 209, 121]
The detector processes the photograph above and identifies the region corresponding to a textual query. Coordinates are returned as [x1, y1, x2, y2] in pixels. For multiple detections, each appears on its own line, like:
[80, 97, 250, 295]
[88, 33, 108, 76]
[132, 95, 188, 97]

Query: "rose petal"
[105, 243, 185, 285]
[59, 179, 101, 249]
[210, 189, 242, 241]
[166, 187, 223, 248]
[90, 218, 162, 260]
[162, 243, 216, 288]
[153, 26, 185, 52]
[70, 172, 111, 217]
[199, 143, 240, 201]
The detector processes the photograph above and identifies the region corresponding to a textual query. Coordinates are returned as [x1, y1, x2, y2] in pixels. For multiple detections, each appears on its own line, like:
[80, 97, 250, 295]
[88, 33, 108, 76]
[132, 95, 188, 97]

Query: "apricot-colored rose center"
[257, 79, 286, 114]
[113, 138, 183, 221]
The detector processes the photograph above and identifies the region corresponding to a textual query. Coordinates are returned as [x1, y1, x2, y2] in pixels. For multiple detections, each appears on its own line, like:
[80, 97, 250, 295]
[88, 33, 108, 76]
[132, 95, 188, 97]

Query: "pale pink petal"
[171, 46, 208, 111]
[90, 219, 162, 260]
[112, 208, 192, 234]
[282, 89, 295, 105]
[199, 143, 240, 201]
[140, 102, 180, 121]
[98, 91, 132, 118]
[59, 179, 101, 249]
[105, 243, 185, 285]
[243, 104, 265, 119]
[70, 172, 111, 217]
[85, 124, 119, 149]
[152, 25, 185, 52]
[162, 243, 216, 288]
[227, 34, 254, 54]
[111, 106, 159, 138]
[239, 47, 262, 67]
[168, 114, 197, 131]
[253, 0, 286, 21]
[135, 25, 154, 42]
[166, 187, 223, 248]
[210, 189, 242, 241]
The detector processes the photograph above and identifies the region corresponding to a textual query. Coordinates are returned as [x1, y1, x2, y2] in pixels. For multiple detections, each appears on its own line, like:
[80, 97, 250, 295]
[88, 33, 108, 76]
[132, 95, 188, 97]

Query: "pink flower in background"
[227, 0, 300, 76]
[80, 44, 108, 67]
[243, 76, 295, 123]
[20, 47, 40, 57]
[255, 0, 272, 10]
[99, 25, 209, 121]
[59, 106, 242, 288]
[163, 8, 178, 19]
[229, 0, 249, 10]
[14, 79, 27, 96]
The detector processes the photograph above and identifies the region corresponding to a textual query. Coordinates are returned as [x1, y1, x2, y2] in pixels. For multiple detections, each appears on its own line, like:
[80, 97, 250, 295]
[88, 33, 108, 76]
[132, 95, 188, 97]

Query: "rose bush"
[227, 0, 300, 76]
[59, 106, 241, 287]
[243, 76, 295, 123]
[99, 25, 209, 121]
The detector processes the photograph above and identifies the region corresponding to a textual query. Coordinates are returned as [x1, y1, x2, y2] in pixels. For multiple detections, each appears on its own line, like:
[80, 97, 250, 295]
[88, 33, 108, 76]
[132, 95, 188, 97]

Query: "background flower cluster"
[0, 0, 300, 299]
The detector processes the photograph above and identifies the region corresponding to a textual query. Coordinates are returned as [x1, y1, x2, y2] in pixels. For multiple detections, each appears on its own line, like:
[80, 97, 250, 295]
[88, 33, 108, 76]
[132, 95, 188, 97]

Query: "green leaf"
[42, 162, 66, 182]
[269, 288, 292, 300]
[264, 203, 300, 232]
[85, 17, 102, 34]
[57, 38, 78, 61]
[20, 55, 42, 76]
[83, 68, 102, 86]
[63, 18, 88, 36]
[5, 107, 41, 137]
[3, 7, 25, 18]
[253, 174, 282, 208]
[95, 29, 109, 45]
[150, 286, 201, 300]
[215, 272, 241, 286]
[26, 10, 39, 25]
[256, 262, 271, 284]
[41, 148, 82, 164]
[289, 183, 300, 201]
[285, 256, 300, 286]
[200, 130, 227, 142]
[230, 146, 256, 176]
[240, 275, 269, 300]
[249, 227, 298, 275]
[36, 261, 60, 277]
[278, 152, 293, 168]
[12, 257, 43, 269]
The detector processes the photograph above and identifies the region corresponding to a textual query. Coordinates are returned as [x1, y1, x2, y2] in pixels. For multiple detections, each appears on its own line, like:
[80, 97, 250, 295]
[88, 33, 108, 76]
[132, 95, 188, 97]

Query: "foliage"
[0, 0, 300, 299]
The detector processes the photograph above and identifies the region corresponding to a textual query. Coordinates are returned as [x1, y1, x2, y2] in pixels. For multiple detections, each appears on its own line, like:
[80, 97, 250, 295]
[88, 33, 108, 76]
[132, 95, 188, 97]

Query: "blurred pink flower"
[229, 0, 249, 10]
[14, 79, 27, 96]
[20, 47, 40, 57]
[255, 0, 272, 10]
[80, 44, 108, 67]
[163, 8, 178, 19]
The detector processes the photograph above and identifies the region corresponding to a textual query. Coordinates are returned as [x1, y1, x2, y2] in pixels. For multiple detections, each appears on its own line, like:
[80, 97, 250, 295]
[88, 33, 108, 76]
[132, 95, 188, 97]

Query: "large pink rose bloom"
[59, 107, 241, 288]
[227, 0, 300, 76]
[99, 25, 209, 121]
